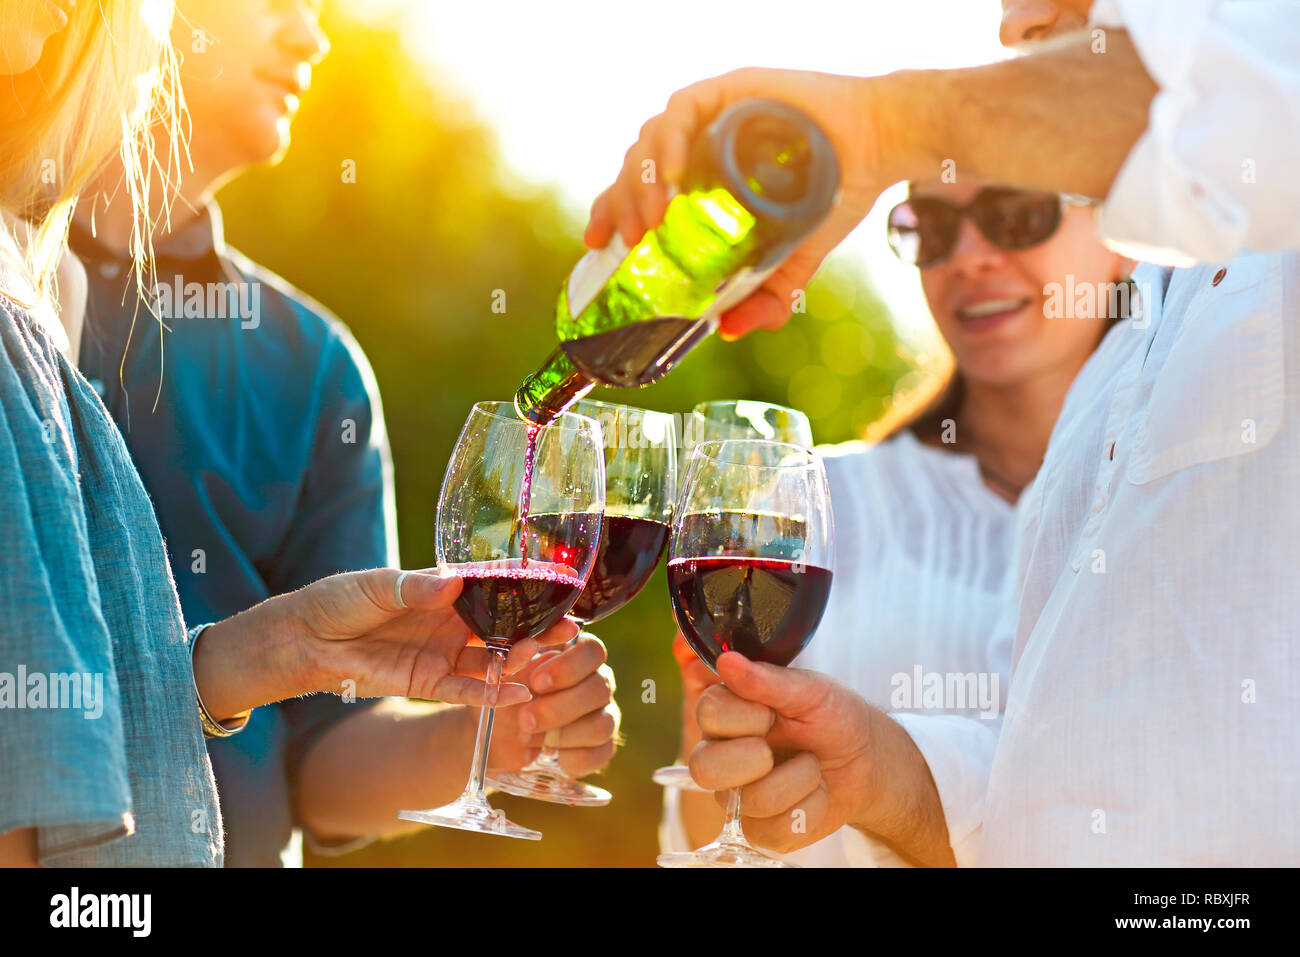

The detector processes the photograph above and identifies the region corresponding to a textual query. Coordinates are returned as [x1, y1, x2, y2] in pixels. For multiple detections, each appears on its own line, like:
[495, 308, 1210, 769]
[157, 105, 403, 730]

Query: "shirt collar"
[70, 201, 230, 283]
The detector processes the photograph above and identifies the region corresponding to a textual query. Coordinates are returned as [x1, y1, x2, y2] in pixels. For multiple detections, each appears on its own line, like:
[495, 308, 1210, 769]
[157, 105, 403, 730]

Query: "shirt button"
[1212, 268, 1227, 287]
[98, 262, 121, 280]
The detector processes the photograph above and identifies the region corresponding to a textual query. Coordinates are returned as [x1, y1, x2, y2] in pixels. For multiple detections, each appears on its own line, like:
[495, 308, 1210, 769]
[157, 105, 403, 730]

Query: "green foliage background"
[218, 8, 935, 867]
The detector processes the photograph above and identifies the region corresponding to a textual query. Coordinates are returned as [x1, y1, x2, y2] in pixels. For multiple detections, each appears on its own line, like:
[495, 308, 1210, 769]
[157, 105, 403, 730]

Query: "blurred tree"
[217, 4, 941, 867]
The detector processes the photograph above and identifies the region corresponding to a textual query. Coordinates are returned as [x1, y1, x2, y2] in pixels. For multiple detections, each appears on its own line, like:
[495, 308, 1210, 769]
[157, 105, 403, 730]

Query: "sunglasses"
[887, 188, 1091, 267]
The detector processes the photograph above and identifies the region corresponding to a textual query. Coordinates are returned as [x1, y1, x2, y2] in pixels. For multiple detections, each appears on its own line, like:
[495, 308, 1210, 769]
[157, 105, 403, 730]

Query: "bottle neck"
[514, 345, 596, 425]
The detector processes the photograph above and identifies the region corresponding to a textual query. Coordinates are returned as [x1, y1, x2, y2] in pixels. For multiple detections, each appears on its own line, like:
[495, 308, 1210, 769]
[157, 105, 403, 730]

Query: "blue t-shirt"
[0, 293, 223, 866]
[73, 205, 397, 866]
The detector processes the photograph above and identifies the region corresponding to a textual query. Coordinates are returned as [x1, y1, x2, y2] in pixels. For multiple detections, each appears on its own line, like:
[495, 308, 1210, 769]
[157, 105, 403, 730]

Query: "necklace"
[912, 424, 1031, 501]
[975, 457, 1026, 502]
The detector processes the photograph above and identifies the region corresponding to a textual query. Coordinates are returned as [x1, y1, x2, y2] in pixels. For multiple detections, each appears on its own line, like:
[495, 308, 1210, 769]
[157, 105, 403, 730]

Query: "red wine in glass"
[526, 512, 670, 624]
[573, 514, 670, 623]
[668, 555, 832, 670]
[453, 562, 587, 645]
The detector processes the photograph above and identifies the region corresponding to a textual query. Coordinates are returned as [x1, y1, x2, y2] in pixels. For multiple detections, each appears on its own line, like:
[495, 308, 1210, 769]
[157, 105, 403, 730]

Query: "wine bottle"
[515, 98, 840, 425]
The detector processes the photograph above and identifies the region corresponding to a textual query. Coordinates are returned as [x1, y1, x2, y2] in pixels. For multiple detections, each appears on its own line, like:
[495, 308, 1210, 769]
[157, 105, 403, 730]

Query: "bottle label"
[567, 235, 629, 317]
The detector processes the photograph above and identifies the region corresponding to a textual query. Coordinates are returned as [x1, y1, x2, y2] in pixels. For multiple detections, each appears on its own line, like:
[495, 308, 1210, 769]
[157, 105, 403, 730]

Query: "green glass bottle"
[515, 98, 840, 425]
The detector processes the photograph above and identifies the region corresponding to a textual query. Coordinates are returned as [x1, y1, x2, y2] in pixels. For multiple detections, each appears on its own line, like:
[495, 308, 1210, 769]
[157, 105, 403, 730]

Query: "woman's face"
[914, 180, 1133, 389]
[0, 1, 73, 76]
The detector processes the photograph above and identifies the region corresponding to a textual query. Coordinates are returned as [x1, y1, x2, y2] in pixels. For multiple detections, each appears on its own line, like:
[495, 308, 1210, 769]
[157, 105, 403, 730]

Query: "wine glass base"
[488, 768, 612, 807]
[399, 797, 542, 841]
[657, 840, 796, 868]
[652, 764, 707, 792]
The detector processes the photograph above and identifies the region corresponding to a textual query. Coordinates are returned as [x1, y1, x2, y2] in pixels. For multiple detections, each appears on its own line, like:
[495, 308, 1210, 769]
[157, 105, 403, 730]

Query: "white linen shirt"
[1092, 0, 1300, 264]
[858, 0, 1300, 868]
[660, 431, 1017, 866]
[890, 252, 1300, 866]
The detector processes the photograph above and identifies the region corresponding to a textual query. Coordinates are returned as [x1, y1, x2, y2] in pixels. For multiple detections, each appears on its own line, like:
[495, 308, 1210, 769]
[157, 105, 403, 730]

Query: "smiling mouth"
[262, 78, 301, 100]
[956, 298, 1031, 322]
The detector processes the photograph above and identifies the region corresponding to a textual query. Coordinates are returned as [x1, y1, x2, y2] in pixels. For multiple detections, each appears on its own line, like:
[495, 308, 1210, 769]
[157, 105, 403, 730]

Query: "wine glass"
[398, 401, 604, 840]
[653, 399, 813, 791]
[656, 439, 834, 867]
[489, 400, 677, 806]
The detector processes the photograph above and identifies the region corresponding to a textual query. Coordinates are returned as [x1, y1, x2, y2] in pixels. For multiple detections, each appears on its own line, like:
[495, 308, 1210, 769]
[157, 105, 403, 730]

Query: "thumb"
[715, 652, 825, 718]
[391, 569, 462, 612]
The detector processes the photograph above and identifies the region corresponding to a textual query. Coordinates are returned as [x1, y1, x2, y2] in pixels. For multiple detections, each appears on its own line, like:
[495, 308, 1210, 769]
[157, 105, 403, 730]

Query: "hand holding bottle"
[518, 94, 842, 425]
[584, 68, 901, 339]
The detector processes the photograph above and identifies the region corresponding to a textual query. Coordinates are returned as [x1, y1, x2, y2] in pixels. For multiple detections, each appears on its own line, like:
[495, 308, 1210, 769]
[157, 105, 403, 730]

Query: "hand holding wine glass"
[686, 654, 959, 866]
[654, 400, 811, 792]
[192, 566, 564, 723]
[484, 632, 620, 777]
[688, 656, 876, 855]
[657, 439, 834, 867]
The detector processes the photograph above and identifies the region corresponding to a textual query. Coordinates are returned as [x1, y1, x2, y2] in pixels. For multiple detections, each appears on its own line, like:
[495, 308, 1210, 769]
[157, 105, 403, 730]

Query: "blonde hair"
[0, 0, 183, 311]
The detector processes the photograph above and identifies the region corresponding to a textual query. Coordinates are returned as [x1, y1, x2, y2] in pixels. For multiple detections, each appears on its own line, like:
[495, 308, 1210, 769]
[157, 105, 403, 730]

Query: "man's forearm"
[851, 711, 956, 868]
[879, 28, 1158, 199]
[295, 699, 476, 840]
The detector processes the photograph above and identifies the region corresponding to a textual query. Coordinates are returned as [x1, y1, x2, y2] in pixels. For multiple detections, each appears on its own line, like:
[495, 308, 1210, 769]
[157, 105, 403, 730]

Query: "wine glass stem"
[720, 787, 749, 846]
[463, 644, 507, 800]
[530, 619, 584, 771]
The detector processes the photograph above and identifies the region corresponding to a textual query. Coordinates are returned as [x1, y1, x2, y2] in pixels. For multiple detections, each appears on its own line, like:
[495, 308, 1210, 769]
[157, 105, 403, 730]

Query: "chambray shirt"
[0, 293, 223, 866]
[72, 205, 397, 867]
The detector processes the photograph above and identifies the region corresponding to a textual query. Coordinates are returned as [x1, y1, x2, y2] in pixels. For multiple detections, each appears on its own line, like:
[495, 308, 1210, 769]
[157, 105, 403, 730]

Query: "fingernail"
[420, 570, 453, 593]
[533, 672, 552, 692]
[518, 711, 536, 733]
